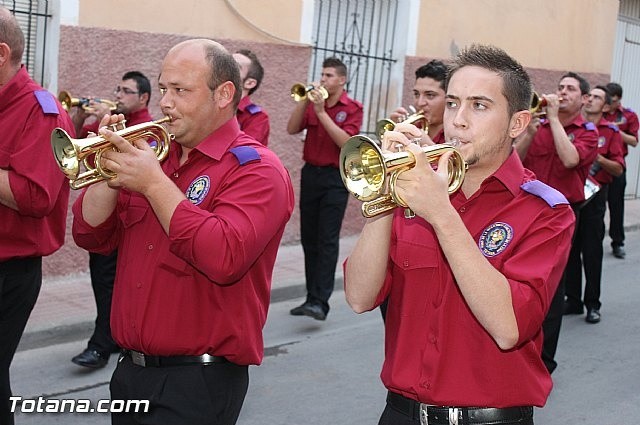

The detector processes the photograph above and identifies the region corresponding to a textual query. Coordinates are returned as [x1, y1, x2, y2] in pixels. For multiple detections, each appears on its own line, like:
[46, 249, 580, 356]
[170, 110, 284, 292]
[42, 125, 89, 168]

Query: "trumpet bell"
[376, 111, 428, 140]
[58, 90, 118, 112]
[340, 135, 467, 217]
[51, 117, 173, 189]
[290, 83, 329, 102]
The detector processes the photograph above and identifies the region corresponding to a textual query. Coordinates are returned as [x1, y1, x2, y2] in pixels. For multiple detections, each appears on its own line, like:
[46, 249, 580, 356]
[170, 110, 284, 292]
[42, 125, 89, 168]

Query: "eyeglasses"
[114, 86, 139, 95]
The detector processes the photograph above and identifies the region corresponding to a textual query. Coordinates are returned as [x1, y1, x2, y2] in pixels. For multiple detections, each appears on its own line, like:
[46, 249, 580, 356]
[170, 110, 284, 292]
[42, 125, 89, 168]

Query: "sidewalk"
[18, 198, 640, 352]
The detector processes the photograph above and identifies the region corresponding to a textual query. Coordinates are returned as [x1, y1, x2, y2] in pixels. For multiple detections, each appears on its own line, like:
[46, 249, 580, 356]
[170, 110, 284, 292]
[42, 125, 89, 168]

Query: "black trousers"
[87, 251, 119, 355]
[607, 170, 626, 248]
[565, 186, 608, 310]
[299, 163, 349, 313]
[0, 257, 42, 425]
[111, 354, 249, 425]
[541, 203, 580, 374]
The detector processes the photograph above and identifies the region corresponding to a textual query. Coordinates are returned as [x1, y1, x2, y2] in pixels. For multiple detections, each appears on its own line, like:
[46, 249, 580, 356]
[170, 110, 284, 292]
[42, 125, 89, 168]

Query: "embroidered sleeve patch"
[478, 222, 513, 257]
[230, 146, 261, 165]
[34, 90, 59, 115]
[246, 103, 262, 115]
[521, 180, 569, 207]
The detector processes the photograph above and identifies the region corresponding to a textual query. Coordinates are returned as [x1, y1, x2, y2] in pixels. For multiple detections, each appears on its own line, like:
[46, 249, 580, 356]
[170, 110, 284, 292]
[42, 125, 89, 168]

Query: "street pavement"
[10, 199, 640, 424]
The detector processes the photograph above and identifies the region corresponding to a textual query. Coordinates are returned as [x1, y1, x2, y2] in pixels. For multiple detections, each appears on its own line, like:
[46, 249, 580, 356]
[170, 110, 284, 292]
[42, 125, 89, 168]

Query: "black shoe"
[612, 246, 626, 259]
[71, 349, 109, 369]
[586, 309, 601, 324]
[290, 302, 311, 316]
[290, 303, 327, 321]
[563, 301, 583, 315]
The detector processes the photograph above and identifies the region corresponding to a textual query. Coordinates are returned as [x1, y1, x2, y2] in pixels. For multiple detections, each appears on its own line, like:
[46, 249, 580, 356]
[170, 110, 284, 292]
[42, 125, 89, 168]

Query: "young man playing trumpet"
[286, 57, 363, 321]
[69, 71, 155, 369]
[390, 59, 448, 144]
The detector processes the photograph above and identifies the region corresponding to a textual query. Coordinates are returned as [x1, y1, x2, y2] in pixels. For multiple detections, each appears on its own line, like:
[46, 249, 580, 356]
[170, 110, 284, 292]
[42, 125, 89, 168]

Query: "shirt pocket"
[120, 194, 149, 228]
[389, 240, 441, 317]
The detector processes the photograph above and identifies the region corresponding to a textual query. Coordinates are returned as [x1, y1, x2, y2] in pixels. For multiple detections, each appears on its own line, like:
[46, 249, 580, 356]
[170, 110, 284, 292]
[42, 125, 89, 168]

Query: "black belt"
[386, 391, 533, 425]
[122, 350, 229, 367]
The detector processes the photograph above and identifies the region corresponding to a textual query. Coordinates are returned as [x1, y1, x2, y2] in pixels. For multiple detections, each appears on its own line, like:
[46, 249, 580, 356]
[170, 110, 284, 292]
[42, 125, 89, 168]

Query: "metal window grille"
[3, 0, 51, 86]
[309, 0, 400, 136]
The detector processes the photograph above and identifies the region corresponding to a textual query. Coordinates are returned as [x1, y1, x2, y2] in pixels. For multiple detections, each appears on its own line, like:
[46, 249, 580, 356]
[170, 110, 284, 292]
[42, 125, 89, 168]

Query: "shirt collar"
[192, 117, 242, 160]
[238, 95, 251, 111]
[0, 66, 30, 108]
[483, 149, 526, 198]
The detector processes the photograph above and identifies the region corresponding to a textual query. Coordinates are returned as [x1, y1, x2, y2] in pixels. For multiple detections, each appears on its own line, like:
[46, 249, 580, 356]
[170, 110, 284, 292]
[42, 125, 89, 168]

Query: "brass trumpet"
[290, 83, 329, 102]
[530, 92, 562, 116]
[340, 135, 467, 218]
[58, 90, 117, 113]
[376, 109, 428, 140]
[51, 117, 173, 190]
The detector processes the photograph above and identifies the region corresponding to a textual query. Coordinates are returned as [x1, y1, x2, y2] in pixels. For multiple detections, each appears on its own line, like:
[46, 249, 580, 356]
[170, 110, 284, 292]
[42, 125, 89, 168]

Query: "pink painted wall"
[44, 26, 365, 278]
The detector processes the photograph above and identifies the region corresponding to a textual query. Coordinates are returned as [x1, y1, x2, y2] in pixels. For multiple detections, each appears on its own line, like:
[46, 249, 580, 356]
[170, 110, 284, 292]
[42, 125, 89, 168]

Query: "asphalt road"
[10, 231, 640, 424]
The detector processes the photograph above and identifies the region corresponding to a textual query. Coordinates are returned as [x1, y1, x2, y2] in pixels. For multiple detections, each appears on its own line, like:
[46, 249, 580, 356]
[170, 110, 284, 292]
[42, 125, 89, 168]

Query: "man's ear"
[509, 110, 532, 139]
[243, 78, 257, 91]
[215, 81, 236, 108]
[0, 42, 11, 68]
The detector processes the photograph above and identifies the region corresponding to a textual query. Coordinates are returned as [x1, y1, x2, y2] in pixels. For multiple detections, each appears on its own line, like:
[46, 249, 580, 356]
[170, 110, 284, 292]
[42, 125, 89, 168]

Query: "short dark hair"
[446, 44, 532, 117]
[204, 43, 242, 109]
[0, 7, 25, 65]
[235, 49, 264, 95]
[561, 72, 590, 95]
[594, 84, 612, 105]
[122, 71, 151, 106]
[606, 82, 623, 98]
[415, 60, 447, 90]
[322, 57, 347, 77]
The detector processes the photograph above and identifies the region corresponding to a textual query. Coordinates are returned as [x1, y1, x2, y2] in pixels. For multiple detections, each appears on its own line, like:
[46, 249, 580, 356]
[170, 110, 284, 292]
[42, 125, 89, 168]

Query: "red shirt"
[72, 118, 294, 365]
[522, 114, 598, 204]
[604, 105, 639, 157]
[236, 96, 270, 146]
[301, 91, 363, 168]
[0, 66, 75, 261]
[432, 129, 445, 144]
[591, 118, 625, 185]
[348, 151, 575, 408]
[80, 107, 154, 138]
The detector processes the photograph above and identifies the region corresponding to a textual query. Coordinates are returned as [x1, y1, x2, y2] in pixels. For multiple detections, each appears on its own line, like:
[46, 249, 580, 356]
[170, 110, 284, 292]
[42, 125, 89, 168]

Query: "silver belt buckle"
[419, 403, 429, 425]
[130, 350, 146, 367]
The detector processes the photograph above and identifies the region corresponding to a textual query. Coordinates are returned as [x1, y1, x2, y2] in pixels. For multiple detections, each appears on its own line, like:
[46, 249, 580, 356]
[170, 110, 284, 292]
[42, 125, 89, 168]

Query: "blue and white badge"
[478, 222, 513, 257]
[335, 111, 347, 123]
[186, 176, 210, 205]
[568, 133, 575, 142]
[597, 136, 606, 148]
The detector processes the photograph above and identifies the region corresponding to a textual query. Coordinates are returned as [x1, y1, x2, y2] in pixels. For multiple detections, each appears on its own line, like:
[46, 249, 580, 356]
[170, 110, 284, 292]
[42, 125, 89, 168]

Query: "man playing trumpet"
[69, 70, 155, 370]
[389, 59, 448, 145]
[344, 44, 575, 425]
[72, 39, 294, 425]
[286, 57, 363, 321]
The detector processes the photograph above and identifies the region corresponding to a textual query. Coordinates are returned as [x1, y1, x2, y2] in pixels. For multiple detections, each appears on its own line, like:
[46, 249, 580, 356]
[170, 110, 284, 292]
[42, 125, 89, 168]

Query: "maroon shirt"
[604, 105, 639, 157]
[80, 107, 154, 138]
[0, 66, 75, 261]
[73, 118, 294, 365]
[300, 91, 363, 168]
[345, 151, 575, 407]
[591, 118, 625, 185]
[522, 114, 599, 204]
[236, 96, 270, 146]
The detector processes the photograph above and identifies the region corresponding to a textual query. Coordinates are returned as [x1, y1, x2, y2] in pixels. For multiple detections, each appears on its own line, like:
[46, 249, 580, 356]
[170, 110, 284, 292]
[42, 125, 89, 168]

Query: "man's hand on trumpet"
[96, 114, 169, 195]
[392, 140, 454, 223]
[380, 121, 435, 153]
